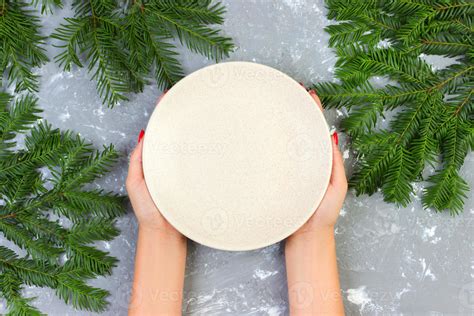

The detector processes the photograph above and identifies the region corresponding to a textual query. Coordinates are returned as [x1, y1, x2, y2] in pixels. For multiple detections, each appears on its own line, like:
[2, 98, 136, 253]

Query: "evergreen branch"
[149, 4, 233, 60]
[87, 22, 132, 107]
[55, 275, 109, 312]
[0, 272, 42, 316]
[0, 94, 42, 143]
[397, 9, 436, 45]
[0, 220, 62, 261]
[410, 111, 441, 175]
[391, 95, 433, 146]
[51, 0, 234, 107]
[124, 3, 183, 89]
[429, 65, 473, 94]
[0, 96, 123, 313]
[17, 213, 67, 243]
[453, 87, 473, 117]
[61, 189, 126, 219]
[66, 243, 117, 275]
[52, 17, 89, 70]
[31, 0, 63, 14]
[340, 102, 383, 137]
[313, 81, 381, 109]
[336, 48, 434, 85]
[325, 21, 369, 47]
[423, 166, 469, 215]
[421, 32, 473, 57]
[68, 218, 119, 244]
[155, 0, 226, 25]
[0, 1, 49, 92]
[435, 1, 473, 20]
[350, 136, 396, 195]
[151, 38, 184, 88]
[381, 145, 415, 206]
[0, 248, 57, 288]
[323, 0, 473, 213]
[62, 144, 118, 189]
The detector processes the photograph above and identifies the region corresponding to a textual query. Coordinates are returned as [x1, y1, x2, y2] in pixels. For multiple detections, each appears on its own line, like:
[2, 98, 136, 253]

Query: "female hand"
[290, 89, 348, 238]
[126, 124, 183, 239]
[285, 89, 346, 315]
[127, 97, 187, 315]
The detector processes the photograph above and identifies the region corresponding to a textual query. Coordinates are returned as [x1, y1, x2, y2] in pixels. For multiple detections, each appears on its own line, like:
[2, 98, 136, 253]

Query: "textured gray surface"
[1, 0, 473, 315]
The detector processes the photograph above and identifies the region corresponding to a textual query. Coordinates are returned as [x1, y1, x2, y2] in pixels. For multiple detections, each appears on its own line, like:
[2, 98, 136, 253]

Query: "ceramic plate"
[143, 62, 332, 251]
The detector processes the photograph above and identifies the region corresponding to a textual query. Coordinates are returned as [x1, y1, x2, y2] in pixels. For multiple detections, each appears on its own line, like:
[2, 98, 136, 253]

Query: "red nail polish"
[137, 129, 145, 143]
[309, 89, 316, 96]
[332, 132, 339, 145]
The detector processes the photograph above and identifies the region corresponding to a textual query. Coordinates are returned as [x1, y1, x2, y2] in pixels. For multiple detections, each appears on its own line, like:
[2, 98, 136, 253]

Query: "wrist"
[286, 226, 335, 247]
[138, 224, 186, 244]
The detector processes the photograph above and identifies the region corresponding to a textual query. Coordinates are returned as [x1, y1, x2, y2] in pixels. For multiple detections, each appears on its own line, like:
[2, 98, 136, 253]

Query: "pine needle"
[316, 0, 473, 213]
[0, 94, 125, 313]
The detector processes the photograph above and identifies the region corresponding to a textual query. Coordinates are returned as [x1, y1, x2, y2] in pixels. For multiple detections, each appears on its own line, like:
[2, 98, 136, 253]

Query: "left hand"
[126, 99, 183, 240]
[288, 89, 348, 238]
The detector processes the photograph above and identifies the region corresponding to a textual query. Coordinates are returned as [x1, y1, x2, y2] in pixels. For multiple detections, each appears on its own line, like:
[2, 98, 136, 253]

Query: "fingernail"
[309, 89, 316, 96]
[137, 129, 145, 143]
[332, 131, 339, 145]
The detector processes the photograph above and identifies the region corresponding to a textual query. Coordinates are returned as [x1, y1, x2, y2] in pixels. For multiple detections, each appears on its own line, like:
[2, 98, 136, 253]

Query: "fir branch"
[155, 0, 227, 25]
[55, 275, 109, 312]
[0, 271, 43, 316]
[66, 243, 117, 275]
[381, 145, 416, 206]
[0, 95, 125, 313]
[340, 102, 383, 137]
[149, 3, 233, 60]
[52, 0, 234, 107]
[0, 1, 49, 92]
[31, 0, 63, 14]
[321, 0, 474, 213]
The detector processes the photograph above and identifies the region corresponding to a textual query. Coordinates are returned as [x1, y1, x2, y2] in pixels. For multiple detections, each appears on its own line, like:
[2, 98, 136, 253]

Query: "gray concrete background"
[0, 0, 473, 315]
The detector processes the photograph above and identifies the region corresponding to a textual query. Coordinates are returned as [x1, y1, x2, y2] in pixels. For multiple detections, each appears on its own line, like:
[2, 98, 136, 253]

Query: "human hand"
[289, 89, 348, 238]
[126, 122, 183, 240]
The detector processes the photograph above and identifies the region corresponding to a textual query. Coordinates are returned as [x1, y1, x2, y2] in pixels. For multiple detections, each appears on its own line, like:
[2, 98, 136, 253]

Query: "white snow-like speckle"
[258, 306, 284, 316]
[59, 111, 71, 122]
[420, 258, 437, 281]
[282, 0, 305, 12]
[396, 288, 410, 300]
[390, 223, 400, 234]
[49, 72, 64, 83]
[253, 269, 278, 280]
[339, 208, 346, 217]
[422, 226, 437, 242]
[376, 39, 392, 49]
[347, 286, 372, 311]
[343, 149, 350, 160]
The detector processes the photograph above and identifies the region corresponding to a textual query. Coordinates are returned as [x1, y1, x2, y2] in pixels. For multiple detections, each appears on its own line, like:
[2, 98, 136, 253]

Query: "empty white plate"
[143, 62, 332, 251]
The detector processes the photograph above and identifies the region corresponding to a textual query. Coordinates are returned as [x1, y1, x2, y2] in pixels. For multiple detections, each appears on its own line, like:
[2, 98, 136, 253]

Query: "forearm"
[285, 228, 344, 315]
[129, 227, 187, 316]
